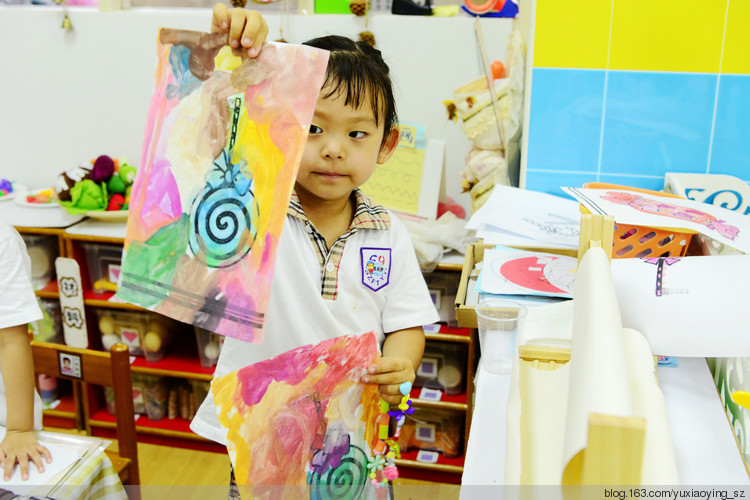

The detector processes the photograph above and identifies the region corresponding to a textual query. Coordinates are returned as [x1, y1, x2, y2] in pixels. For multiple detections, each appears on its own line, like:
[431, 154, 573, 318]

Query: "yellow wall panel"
[722, 0, 750, 74]
[533, 0, 612, 69]
[609, 0, 726, 73]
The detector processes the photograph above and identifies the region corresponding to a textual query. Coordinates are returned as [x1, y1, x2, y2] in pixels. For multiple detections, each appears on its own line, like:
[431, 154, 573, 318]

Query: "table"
[0, 430, 127, 499]
[462, 358, 750, 486]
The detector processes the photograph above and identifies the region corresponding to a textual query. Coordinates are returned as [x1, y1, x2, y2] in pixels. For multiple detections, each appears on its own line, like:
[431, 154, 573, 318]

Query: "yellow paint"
[231, 115, 286, 262]
[609, 0, 726, 73]
[214, 46, 243, 72]
[533, 0, 612, 69]
[722, 0, 750, 74]
[732, 390, 750, 410]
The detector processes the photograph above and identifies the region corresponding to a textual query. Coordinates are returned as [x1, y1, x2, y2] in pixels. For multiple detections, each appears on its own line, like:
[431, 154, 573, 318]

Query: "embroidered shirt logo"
[361, 248, 391, 291]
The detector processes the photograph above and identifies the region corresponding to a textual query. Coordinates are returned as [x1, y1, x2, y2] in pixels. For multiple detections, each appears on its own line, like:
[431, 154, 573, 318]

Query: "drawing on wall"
[116, 29, 328, 342]
[480, 247, 577, 298]
[211, 333, 381, 498]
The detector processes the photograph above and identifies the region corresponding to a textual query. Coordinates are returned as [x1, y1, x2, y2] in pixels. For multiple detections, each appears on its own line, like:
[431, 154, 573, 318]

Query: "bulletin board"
[520, 0, 750, 197]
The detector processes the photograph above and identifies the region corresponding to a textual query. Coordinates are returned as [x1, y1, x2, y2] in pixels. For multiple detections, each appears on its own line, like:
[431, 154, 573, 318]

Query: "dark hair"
[303, 35, 397, 147]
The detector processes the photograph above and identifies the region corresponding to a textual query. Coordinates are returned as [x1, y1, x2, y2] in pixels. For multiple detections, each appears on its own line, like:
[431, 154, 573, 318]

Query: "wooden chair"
[30, 340, 140, 486]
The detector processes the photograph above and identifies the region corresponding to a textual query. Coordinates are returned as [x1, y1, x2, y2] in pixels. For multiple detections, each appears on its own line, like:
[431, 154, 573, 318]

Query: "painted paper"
[212, 333, 381, 498]
[117, 29, 328, 342]
[563, 187, 750, 254]
[479, 247, 577, 298]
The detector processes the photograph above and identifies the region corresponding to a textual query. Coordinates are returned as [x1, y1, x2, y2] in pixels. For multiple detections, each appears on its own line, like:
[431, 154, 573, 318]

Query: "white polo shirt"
[191, 191, 439, 445]
[0, 219, 44, 429]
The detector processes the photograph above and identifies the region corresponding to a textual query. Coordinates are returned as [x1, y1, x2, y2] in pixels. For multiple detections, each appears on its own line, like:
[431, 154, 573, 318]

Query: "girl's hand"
[0, 430, 52, 481]
[362, 356, 415, 405]
[210, 3, 268, 58]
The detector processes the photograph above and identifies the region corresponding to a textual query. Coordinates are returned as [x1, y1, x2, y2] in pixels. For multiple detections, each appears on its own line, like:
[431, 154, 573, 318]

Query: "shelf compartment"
[395, 448, 464, 475]
[410, 388, 468, 411]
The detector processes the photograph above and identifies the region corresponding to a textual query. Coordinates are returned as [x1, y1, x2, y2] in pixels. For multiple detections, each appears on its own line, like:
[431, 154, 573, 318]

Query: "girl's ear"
[376, 127, 400, 164]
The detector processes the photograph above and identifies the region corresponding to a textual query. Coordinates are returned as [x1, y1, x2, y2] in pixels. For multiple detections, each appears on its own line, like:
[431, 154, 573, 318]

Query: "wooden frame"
[31, 341, 140, 486]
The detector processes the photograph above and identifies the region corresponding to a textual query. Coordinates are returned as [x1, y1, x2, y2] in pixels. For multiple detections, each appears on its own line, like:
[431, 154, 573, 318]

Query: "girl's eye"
[309, 124, 322, 134]
[349, 131, 367, 139]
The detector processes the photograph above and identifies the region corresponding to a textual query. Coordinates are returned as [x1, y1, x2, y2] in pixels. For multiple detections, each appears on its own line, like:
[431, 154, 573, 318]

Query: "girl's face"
[295, 88, 398, 206]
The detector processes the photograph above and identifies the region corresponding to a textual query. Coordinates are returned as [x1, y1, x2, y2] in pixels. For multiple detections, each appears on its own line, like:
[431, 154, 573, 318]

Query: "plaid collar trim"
[287, 189, 391, 230]
[287, 189, 390, 301]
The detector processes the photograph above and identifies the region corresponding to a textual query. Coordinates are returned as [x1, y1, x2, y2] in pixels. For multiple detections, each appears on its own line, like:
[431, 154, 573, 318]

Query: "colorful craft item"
[56, 155, 136, 214]
[369, 380, 413, 487]
[0, 179, 12, 197]
[25, 188, 56, 205]
[91, 155, 116, 183]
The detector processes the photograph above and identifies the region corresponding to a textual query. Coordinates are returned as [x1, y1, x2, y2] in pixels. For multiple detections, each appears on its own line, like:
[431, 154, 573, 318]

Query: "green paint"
[117, 215, 189, 308]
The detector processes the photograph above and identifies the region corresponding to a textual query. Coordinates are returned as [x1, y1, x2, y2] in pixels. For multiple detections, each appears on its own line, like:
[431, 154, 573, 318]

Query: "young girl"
[0, 218, 53, 481]
[190, 4, 440, 491]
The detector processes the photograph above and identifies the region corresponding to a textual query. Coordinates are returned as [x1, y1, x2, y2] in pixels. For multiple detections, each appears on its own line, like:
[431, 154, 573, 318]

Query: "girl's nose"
[321, 139, 344, 159]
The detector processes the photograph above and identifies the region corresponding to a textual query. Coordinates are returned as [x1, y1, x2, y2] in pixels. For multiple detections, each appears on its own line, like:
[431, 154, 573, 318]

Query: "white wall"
[0, 6, 513, 217]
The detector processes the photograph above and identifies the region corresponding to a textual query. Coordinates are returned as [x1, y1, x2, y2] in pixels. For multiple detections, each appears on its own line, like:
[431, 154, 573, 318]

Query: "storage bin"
[142, 374, 169, 421]
[397, 406, 464, 458]
[190, 379, 211, 408]
[81, 242, 123, 292]
[30, 298, 63, 344]
[97, 310, 148, 356]
[104, 372, 150, 415]
[194, 327, 224, 368]
[414, 341, 467, 395]
[21, 234, 57, 290]
[582, 183, 696, 259]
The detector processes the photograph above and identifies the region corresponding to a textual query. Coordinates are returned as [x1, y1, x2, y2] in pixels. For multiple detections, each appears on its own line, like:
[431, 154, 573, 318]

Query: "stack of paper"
[466, 185, 581, 249]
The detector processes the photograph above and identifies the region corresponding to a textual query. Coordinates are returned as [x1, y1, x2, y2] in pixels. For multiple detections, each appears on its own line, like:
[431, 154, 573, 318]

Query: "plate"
[85, 210, 129, 222]
[0, 182, 22, 202]
[13, 185, 59, 208]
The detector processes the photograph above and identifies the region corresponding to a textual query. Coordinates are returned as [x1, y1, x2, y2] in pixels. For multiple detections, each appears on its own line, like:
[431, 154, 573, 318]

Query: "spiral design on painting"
[189, 186, 258, 268]
[310, 445, 368, 500]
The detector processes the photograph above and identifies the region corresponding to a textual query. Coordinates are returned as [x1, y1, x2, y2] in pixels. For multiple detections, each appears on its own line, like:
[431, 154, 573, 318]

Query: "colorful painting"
[117, 29, 328, 342]
[211, 333, 381, 498]
[563, 187, 750, 254]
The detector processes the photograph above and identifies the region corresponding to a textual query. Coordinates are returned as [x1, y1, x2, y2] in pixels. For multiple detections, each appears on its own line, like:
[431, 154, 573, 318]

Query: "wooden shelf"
[130, 341, 215, 382]
[34, 280, 59, 299]
[395, 449, 464, 474]
[83, 290, 146, 311]
[89, 409, 209, 442]
[425, 324, 471, 344]
[410, 388, 468, 411]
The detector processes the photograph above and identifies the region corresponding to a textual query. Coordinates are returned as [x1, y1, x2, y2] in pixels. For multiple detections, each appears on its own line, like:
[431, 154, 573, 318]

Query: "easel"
[517, 214, 648, 486]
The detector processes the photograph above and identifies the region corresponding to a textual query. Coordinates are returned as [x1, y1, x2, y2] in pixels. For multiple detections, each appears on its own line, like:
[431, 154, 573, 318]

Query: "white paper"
[611, 254, 750, 357]
[562, 247, 634, 481]
[0, 427, 83, 486]
[563, 186, 750, 253]
[466, 185, 580, 248]
[479, 247, 577, 298]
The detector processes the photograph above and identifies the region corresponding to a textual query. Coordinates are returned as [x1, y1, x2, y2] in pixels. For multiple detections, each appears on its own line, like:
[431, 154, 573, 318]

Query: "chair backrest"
[30, 341, 139, 485]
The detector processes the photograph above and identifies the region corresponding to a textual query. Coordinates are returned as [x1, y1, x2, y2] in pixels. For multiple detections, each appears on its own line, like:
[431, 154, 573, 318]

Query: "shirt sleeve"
[0, 230, 43, 330]
[381, 215, 440, 333]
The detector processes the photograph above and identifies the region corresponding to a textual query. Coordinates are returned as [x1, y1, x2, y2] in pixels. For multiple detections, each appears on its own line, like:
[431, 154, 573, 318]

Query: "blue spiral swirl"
[309, 445, 368, 500]
[188, 185, 258, 268]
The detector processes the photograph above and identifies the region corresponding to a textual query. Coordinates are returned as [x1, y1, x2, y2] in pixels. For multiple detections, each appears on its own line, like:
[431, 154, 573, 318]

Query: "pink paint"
[237, 333, 379, 407]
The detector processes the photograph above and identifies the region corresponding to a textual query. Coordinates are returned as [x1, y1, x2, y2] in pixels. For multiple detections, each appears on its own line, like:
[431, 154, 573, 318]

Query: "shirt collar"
[288, 189, 390, 230]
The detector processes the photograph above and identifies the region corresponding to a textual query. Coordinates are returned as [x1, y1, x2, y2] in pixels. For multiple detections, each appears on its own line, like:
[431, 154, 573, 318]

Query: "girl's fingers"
[211, 3, 229, 32]
[228, 9, 248, 48]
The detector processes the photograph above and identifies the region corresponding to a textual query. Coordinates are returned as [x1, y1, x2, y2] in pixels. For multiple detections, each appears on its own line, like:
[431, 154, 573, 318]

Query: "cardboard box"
[454, 243, 577, 329]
